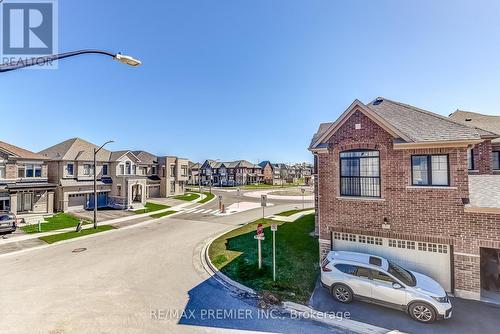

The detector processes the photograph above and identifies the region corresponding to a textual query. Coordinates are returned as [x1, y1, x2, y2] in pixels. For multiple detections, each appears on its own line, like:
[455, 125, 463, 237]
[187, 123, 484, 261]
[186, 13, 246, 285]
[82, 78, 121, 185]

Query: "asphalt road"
[0, 191, 338, 334]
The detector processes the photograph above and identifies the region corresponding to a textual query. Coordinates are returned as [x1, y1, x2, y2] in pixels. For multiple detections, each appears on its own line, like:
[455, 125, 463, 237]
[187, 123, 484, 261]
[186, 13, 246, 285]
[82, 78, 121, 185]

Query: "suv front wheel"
[332, 284, 353, 303]
[409, 302, 436, 323]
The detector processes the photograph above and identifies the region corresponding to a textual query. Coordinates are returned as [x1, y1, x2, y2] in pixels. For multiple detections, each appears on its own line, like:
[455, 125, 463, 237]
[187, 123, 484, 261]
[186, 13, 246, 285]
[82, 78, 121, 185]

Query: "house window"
[117, 185, 122, 196]
[340, 150, 380, 197]
[467, 148, 474, 170]
[125, 162, 131, 175]
[18, 166, 25, 178]
[132, 165, 136, 175]
[170, 165, 175, 177]
[0, 164, 5, 179]
[170, 181, 175, 194]
[181, 165, 188, 177]
[411, 155, 449, 186]
[67, 163, 74, 176]
[83, 164, 93, 176]
[493, 151, 500, 170]
[151, 166, 157, 175]
[25, 165, 34, 177]
[34, 165, 42, 177]
[119, 164, 124, 175]
[102, 164, 108, 176]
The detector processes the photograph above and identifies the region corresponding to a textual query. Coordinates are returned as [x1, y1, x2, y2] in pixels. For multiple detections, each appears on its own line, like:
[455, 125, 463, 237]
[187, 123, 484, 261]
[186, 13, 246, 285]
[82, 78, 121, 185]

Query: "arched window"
[340, 150, 380, 197]
[125, 162, 131, 175]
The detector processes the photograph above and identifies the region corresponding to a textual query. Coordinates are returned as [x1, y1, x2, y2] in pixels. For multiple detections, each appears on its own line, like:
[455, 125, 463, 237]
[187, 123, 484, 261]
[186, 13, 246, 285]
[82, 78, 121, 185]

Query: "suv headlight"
[431, 295, 449, 303]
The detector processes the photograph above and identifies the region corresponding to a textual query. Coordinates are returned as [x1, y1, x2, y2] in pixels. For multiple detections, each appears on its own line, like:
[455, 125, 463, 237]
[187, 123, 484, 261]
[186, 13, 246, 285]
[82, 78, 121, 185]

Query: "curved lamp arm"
[0, 49, 141, 72]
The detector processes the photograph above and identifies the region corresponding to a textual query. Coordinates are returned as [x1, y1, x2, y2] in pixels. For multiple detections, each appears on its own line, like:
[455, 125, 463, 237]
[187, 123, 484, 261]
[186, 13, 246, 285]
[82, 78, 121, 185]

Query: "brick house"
[0, 140, 56, 215]
[258, 161, 274, 184]
[199, 160, 263, 186]
[310, 97, 500, 302]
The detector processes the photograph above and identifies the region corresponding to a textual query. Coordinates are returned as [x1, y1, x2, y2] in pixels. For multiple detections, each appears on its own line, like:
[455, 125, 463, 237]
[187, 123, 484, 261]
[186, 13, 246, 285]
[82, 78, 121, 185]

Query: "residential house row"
[188, 160, 314, 186]
[310, 97, 500, 302]
[0, 138, 189, 215]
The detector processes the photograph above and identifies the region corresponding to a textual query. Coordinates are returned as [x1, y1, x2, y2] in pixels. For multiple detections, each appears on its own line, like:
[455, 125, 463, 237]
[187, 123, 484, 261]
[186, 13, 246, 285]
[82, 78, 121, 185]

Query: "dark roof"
[449, 110, 500, 143]
[0, 140, 48, 160]
[258, 161, 272, 168]
[310, 97, 484, 149]
[366, 98, 482, 142]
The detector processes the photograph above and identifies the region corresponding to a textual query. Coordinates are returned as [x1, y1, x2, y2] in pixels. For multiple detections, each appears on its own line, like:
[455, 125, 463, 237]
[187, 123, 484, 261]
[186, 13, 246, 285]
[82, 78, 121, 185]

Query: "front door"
[17, 193, 33, 213]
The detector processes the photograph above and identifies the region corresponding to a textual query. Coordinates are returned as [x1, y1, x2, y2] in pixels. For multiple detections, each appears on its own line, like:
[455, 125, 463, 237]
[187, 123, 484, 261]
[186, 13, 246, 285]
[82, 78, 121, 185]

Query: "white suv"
[321, 251, 452, 323]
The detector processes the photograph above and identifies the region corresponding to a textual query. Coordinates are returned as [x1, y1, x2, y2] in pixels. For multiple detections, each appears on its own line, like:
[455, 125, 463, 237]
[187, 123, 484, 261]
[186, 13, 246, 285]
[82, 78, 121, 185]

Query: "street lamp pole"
[0, 49, 141, 72]
[93, 140, 114, 229]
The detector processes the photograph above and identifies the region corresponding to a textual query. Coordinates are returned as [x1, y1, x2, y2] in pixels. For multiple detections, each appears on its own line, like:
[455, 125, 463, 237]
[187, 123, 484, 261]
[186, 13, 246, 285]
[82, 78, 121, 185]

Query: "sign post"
[271, 223, 278, 281]
[255, 223, 265, 269]
[261, 194, 267, 219]
[218, 195, 223, 212]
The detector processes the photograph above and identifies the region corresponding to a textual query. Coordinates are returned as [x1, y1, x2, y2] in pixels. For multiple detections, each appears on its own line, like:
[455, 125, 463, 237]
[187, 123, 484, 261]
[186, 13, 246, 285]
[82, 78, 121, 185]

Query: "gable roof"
[0, 140, 47, 160]
[132, 151, 158, 165]
[258, 160, 272, 168]
[39, 138, 113, 162]
[449, 110, 500, 144]
[310, 98, 483, 150]
[110, 150, 140, 162]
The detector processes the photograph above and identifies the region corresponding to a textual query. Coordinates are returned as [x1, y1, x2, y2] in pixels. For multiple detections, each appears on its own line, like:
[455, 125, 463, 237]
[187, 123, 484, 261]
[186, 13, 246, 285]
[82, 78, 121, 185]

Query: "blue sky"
[1, 0, 500, 163]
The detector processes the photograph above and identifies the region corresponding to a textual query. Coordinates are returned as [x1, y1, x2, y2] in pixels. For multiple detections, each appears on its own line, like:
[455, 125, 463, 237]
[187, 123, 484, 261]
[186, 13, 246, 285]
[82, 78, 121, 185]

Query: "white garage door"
[68, 193, 86, 211]
[332, 232, 452, 292]
[148, 185, 160, 198]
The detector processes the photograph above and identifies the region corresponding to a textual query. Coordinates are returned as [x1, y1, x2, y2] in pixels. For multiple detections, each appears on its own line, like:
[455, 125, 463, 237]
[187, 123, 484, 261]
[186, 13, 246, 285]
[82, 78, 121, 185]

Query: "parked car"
[0, 212, 17, 234]
[321, 251, 452, 323]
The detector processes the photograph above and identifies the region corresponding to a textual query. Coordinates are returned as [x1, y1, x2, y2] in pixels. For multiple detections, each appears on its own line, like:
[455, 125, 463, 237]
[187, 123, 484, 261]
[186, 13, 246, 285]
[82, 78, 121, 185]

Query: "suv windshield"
[388, 261, 416, 286]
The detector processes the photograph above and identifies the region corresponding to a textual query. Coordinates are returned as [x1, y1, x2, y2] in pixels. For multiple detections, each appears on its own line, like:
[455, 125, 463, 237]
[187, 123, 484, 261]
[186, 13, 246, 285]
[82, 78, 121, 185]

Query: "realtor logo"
[1, 0, 58, 68]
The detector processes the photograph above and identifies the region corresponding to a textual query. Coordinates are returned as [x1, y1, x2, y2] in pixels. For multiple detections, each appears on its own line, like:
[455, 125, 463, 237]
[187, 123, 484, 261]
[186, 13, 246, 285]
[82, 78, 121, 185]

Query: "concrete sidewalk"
[267, 209, 315, 222]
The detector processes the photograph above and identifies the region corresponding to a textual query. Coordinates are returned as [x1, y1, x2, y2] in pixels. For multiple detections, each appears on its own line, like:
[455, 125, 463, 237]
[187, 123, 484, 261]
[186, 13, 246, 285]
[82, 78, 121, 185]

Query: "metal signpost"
[261, 194, 267, 219]
[254, 223, 265, 269]
[218, 195, 223, 212]
[271, 223, 278, 281]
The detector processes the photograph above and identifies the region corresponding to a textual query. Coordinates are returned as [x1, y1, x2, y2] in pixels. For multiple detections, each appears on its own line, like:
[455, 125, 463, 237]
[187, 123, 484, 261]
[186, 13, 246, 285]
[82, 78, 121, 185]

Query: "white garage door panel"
[68, 194, 86, 211]
[148, 186, 160, 198]
[333, 233, 451, 292]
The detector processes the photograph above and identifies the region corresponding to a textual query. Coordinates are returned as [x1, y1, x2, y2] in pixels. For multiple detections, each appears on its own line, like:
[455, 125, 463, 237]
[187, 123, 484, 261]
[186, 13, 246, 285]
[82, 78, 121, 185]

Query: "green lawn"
[197, 192, 215, 204]
[208, 214, 318, 303]
[134, 202, 170, 214]
[39, 225, 115, 244]
[21, 213, 89, 234]
[173, 193, 200, 201]
[275, 208, 314, 217]
[150, 210, 177, 219]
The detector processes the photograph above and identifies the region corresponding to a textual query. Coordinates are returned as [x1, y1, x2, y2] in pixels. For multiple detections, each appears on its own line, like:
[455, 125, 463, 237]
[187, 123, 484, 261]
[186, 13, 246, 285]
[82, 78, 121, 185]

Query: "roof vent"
[373, 98, 383, 106]
[369, 256, 382, 266]
[465, 118, 472, 122]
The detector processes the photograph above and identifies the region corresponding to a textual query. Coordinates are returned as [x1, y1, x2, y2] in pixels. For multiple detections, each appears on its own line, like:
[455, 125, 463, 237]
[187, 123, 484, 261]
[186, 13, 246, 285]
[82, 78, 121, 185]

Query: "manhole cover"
[72, 248, 87, 253]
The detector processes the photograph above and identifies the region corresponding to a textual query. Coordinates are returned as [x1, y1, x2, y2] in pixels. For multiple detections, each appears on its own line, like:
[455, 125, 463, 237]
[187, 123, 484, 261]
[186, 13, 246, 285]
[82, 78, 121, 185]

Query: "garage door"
[332, 232, 452, 292]
[148, 185, 160, 198]
[68, 193, 86, 211]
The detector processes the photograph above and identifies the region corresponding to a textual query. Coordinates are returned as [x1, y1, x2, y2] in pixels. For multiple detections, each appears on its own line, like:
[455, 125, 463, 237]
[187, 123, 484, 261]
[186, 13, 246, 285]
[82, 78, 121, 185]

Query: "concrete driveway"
[311, 279, 500, 334]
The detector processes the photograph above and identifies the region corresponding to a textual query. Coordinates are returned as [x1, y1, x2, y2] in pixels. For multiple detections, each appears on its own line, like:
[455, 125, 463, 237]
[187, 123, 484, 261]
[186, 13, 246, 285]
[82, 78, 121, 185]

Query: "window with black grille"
[340, 150, 380, 197]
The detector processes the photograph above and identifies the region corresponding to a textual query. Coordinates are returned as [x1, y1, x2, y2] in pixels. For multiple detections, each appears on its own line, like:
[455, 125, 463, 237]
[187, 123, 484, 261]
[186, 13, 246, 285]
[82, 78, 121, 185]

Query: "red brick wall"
[315, 109, 500, 293]
[471, 141, 493, 174]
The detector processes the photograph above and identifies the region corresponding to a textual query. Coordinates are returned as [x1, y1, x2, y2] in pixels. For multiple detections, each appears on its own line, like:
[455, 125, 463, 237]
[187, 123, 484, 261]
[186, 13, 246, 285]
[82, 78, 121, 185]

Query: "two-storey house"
[310, 97, 500, 302]
[0, 140, 56, 215]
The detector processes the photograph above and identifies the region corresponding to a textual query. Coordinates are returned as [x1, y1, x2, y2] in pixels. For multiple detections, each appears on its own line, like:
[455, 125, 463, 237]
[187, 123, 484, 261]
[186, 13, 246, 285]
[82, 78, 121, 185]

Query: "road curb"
[201, 227, 405, 334]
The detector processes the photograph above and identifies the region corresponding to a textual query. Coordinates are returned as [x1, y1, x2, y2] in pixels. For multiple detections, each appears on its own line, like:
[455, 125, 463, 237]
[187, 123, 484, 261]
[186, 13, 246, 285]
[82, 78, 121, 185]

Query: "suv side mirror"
[392, 282, 403, 289]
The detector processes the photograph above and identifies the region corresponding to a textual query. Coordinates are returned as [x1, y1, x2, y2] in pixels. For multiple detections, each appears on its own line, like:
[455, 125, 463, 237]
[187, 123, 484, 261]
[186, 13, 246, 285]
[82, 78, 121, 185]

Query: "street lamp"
[0, 49, 141, 72]
[93, 140, 114, 229]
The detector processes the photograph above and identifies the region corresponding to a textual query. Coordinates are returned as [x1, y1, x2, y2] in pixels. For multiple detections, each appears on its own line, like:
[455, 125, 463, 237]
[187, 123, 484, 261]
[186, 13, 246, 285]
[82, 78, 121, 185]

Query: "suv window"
[334, 264, 356, 275]
[0, 214, 14, 222]
[372, 270, 395, 284]
[355, 266, 371, 279]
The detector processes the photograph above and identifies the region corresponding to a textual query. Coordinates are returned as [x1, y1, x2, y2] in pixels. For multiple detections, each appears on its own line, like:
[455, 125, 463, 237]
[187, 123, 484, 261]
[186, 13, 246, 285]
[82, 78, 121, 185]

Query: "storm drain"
[72, 248, 87, 253]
